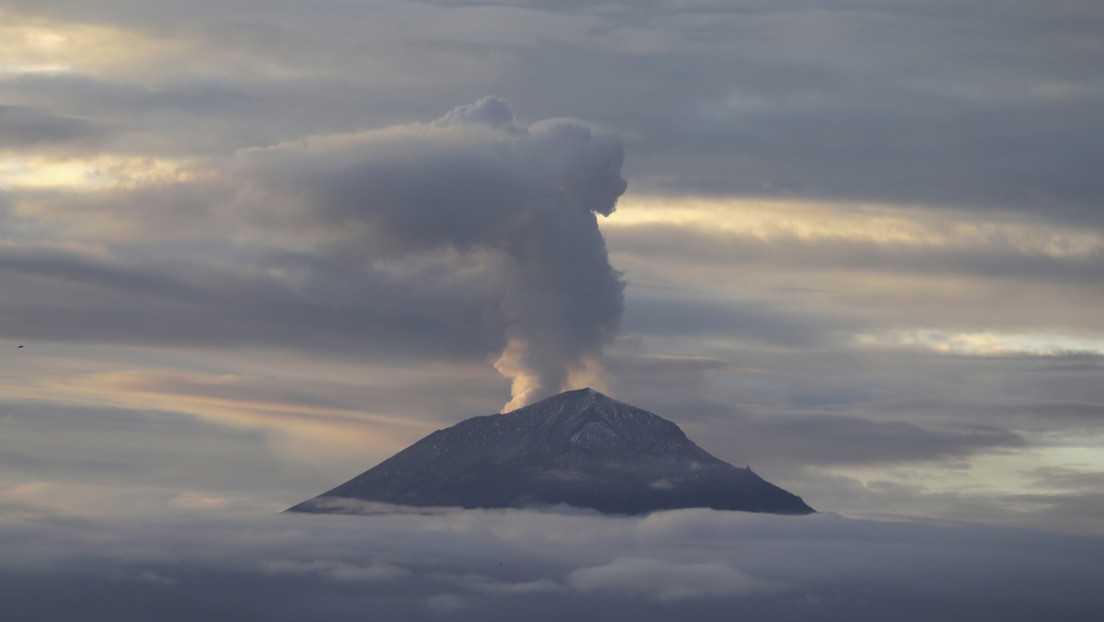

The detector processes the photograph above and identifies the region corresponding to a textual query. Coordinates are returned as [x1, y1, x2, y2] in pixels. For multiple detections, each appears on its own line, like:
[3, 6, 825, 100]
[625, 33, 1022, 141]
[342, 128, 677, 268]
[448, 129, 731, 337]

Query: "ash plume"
[240, 97, 627, 409]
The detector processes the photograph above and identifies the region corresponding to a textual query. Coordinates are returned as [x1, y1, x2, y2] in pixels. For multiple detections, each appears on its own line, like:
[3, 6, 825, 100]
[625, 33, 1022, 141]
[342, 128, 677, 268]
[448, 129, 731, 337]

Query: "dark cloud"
[587, 380, 1028, 470]
[832, 397, 1104, 440]
[0, 243, 497, 359]
[239, 102, 631, 408]
[605, 223, 1104, 342]
[1, 509, 1102, 621]
[640, 95, 1104, 222]
[1034, 352, 1104, 374]
[234, 97, 629, 409]
[0, 105, 111, 151]
[0, 401, 323, 501]
[1, 99, 627, 408]
[7, 1, 1102, 221]
[765, 470, 1104, 537]
[0, 72, 375, 156]
[1004, 492, 1104, 533]
[608, 224, 1104, 287]
[623, 291, 846, 347]
[1027, 467, 1104, 491]
[1013, 362, 1104, 404]
[605, 348, 737, 402]
[598, 4, 1104, 223]
[728, 411, 1026, 466]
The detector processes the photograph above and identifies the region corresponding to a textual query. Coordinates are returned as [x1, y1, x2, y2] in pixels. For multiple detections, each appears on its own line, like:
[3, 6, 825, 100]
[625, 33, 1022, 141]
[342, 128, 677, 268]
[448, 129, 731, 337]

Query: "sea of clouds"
[3, 504, 1101, 621]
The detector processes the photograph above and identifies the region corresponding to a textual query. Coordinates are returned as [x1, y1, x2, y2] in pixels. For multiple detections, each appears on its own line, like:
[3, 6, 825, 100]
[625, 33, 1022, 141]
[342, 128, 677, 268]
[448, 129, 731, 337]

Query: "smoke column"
[438, 99, 627, 410]
[242, 97, 627, 410]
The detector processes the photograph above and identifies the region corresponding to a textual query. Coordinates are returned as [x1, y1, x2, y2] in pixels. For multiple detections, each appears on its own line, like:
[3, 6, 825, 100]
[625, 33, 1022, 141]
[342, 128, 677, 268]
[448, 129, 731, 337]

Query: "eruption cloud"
[239, 97, 627, 410]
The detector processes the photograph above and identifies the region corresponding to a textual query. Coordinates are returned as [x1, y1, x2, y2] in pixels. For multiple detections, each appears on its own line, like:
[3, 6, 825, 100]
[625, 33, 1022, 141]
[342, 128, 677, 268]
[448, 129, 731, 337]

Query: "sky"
[2, 0, 1103, 618]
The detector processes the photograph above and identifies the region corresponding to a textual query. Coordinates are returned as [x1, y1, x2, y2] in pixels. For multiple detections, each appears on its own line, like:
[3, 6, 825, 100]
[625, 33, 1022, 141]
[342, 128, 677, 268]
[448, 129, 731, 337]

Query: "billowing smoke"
[238, 98, 627, 409]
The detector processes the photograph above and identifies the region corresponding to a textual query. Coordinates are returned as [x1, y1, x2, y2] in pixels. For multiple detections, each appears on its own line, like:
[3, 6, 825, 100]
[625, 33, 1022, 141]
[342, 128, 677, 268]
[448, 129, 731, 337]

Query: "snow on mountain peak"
[288, 389, 814, 516]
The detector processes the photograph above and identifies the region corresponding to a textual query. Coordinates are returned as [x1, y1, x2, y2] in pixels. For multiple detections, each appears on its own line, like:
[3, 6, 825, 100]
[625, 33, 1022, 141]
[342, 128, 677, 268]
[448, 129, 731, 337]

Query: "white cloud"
[262, 559, 412, 582]
[567, 556, 784, 601]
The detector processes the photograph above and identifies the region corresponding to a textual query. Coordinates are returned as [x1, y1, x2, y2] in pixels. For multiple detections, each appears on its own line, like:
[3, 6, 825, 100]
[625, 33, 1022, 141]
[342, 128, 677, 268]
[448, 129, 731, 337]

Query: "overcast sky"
[2, 0, 1103, 618]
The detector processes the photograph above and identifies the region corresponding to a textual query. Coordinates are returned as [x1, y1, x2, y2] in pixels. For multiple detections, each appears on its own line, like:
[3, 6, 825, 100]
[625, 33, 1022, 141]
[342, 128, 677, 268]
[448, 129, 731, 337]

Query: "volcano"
[287, 388, 813, 515]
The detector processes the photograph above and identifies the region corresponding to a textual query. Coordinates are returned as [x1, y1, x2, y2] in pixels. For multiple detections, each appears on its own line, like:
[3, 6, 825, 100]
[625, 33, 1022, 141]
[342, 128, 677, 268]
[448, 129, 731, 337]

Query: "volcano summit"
[288, 388, 813, 516]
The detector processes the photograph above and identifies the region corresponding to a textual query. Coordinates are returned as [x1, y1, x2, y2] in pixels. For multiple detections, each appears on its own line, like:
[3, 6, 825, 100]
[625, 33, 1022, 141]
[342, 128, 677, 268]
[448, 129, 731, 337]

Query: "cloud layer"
[2, 507, 1102, 621]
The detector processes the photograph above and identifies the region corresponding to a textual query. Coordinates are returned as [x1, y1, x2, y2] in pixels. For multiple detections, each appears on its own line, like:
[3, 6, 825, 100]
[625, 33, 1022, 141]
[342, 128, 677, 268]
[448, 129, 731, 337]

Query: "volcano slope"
[288, 388, 813, 516]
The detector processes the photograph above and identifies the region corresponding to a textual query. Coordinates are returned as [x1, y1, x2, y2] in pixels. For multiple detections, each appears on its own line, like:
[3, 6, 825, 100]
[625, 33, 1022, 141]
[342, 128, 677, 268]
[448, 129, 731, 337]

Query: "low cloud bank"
[2, 506, 1101, 621]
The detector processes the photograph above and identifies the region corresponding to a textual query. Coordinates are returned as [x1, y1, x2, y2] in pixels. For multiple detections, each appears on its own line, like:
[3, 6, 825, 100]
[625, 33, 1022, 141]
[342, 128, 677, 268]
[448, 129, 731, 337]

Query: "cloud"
[603, 206, 1104, 345]
[262, 558, 412, 582]
[234, 97, 628, 408]
[567, 556, 783, 601]
[245, 97, 629, 408]
[6, 1, 1103, 220]
[623, 292, 844, 347]
[452, 574, 562, 596]
[434, 96, 519, 131]
[0, 105, 111, 151]
[2, 98, 627, 409]
[1, 508, 1102, 621]
[425, 594, 468, 613]
[729, 412, 1027, 466]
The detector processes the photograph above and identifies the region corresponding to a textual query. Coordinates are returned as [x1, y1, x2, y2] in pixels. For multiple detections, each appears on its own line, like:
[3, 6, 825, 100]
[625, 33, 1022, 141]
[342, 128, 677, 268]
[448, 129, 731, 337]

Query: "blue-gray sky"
[2, 1, 1103, 618]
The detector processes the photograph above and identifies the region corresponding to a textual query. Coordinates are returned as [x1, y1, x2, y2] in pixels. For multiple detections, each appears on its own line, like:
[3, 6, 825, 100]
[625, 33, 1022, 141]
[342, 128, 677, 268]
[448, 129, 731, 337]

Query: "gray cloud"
[587, 376, 1029, 470]
[606, 224, 1104, 340]
[0, 72, 374, 157]
[594, 3, 1104, 222]
[2, 98, 627, 407]
[593, 346, 1101, 524]
[0, 400, 324, 504]
[1027, 467, 1104, 491]
[608, 224, 1104, 287]
[728, 411, 1026, 466]
[623, 291, 847, 347]
[0, 243, 497, 359]
[1, 508, 1102, 621]
[566, 556, 784, 601]
[227, 96, 629, 407]
[6, 1, 1101, 221]
[0, 105, 111, 151]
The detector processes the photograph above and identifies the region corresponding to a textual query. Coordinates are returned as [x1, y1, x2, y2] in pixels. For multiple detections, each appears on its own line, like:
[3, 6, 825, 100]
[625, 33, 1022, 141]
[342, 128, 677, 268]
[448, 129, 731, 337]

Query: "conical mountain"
[288, 388, 813, 515]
